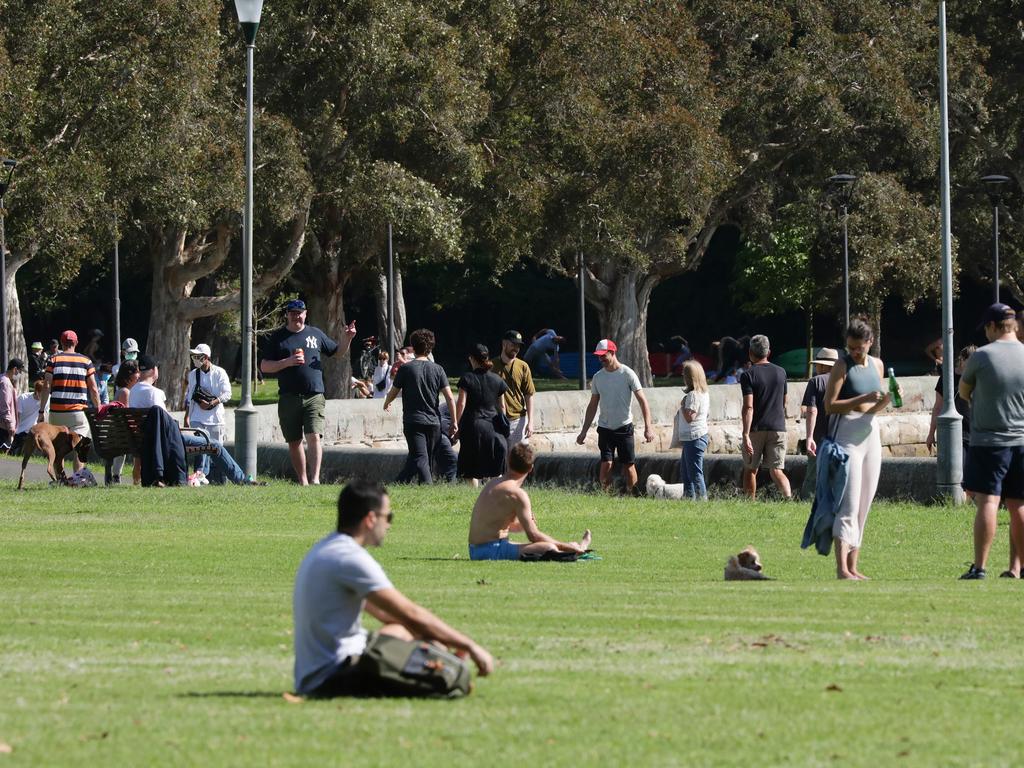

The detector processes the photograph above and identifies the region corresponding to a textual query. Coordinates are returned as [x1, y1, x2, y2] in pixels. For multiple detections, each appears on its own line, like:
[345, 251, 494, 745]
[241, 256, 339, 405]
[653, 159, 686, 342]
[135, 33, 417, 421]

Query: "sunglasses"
[378, 510, 394, 524]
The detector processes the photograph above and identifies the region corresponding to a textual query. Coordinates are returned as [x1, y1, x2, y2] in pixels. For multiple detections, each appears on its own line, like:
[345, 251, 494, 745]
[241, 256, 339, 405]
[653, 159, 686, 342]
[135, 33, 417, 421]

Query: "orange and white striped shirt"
[46, 351, 95, 412]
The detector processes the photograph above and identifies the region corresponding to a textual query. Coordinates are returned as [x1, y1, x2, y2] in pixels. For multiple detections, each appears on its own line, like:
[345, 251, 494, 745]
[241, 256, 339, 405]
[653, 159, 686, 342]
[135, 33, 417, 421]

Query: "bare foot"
[580, 530, 592, 550]
[837, 571, 857, 580]
[852, 571, 869, 580]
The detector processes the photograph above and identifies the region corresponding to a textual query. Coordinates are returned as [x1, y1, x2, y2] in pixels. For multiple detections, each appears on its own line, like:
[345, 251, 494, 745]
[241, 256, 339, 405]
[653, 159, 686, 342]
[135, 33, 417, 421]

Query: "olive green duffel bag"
[358, 632, 473, 698]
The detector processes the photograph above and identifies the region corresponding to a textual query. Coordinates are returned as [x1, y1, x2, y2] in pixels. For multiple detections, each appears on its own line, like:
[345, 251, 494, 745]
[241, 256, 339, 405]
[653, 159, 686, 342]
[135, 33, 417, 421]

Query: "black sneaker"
[960, 564, 987, 580]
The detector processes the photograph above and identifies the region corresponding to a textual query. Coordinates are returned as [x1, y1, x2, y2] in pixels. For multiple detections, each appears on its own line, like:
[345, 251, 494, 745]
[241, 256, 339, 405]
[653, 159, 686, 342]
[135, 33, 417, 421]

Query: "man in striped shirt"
[39, 330, 101, 474]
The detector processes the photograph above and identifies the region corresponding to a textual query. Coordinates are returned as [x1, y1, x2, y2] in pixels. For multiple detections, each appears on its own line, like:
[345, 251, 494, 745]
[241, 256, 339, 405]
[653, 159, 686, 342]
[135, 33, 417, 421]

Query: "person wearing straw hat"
[799, 347, 839, 499]
[28, 342, 47, 384]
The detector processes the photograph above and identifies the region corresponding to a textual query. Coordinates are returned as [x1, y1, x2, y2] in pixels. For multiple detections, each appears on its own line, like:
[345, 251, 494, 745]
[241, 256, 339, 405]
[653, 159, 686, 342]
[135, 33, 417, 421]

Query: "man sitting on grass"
[468, 442, 592, 560]
[293, 480, 493, 697]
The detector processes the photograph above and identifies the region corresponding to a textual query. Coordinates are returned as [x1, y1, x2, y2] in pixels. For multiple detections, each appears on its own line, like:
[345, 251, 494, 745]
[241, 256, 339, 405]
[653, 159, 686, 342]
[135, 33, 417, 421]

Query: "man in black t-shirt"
[739, 334, 792, 500]
[799, 347, 839, 499]
[382, 328, 457, 484]
[259, 299, 355, 485]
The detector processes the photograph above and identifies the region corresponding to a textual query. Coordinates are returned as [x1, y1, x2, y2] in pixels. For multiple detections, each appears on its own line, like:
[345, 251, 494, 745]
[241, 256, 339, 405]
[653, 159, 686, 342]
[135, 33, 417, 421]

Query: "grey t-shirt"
[592, 364, 642, 429]
[961, 339, 1024, 447]
[292, 533, 393, 694]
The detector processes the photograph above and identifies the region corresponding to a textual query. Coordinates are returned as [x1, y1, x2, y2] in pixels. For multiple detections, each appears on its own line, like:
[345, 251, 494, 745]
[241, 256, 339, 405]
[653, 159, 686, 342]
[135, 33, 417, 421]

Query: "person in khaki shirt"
[491, 329, 536, 448]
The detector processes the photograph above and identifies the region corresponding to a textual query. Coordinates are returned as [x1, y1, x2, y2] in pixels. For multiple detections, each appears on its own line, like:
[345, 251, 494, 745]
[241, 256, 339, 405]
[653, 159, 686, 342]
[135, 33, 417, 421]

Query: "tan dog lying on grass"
[724, 547, 771, 580]
[17, 423, 93, 490]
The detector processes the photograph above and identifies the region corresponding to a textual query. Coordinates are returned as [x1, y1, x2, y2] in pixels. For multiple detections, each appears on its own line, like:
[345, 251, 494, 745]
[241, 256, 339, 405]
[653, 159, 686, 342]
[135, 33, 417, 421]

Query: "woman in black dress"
[456, 344, 510, 481]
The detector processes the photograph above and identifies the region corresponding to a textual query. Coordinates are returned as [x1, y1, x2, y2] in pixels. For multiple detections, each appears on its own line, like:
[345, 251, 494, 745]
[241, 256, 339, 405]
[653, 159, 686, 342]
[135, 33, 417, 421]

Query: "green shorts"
[278, 393, 326, 443]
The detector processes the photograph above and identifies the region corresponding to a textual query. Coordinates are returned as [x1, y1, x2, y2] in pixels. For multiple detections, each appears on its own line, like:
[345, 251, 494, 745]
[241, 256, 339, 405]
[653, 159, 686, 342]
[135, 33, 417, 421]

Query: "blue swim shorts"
[468, 539, 522, 561]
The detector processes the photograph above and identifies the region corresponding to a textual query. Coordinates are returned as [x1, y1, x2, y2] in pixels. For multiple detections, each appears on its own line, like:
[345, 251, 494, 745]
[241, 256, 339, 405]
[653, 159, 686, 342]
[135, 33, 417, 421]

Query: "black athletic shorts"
[597, 424, 636, 465]
[963, 444, 1024, 498]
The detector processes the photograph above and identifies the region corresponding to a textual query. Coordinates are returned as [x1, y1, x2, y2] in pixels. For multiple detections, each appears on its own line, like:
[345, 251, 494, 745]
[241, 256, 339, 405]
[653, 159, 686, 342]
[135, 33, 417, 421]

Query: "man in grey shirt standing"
[958, 303, 1024, 580]
[293, 480, 493, 696]
[576, 339, 653, 494]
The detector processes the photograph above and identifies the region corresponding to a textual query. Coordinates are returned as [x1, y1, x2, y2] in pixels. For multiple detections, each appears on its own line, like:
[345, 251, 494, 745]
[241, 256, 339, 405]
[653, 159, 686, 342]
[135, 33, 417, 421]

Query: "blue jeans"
[180, 433, 246, 484]
[679, 434, 709, 500]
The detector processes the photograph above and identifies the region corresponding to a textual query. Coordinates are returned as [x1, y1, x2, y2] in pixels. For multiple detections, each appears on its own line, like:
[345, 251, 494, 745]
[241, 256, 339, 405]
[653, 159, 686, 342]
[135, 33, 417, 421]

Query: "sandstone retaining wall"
[216, 375, 940, 456]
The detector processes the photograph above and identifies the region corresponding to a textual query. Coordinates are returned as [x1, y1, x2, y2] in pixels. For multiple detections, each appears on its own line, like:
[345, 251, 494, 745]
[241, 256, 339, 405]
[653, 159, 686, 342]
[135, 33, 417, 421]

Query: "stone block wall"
[218, 375, 940, 456]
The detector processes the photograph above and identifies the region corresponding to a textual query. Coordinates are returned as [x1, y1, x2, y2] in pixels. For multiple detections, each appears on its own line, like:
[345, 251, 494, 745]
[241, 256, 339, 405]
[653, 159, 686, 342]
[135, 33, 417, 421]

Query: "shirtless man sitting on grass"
[468, 442, 591, 560]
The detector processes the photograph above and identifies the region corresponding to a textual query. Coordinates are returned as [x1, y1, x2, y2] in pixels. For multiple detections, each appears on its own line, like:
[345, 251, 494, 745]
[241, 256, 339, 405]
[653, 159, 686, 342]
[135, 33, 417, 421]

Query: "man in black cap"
[491, 330, 536, 448]
[959, 303, 1024, 579]
[260, 299, 356, 485]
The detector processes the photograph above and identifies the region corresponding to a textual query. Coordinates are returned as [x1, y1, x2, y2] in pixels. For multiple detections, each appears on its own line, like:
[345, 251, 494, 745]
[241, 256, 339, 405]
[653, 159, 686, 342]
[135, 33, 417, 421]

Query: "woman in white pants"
[824, 318, 896, 580]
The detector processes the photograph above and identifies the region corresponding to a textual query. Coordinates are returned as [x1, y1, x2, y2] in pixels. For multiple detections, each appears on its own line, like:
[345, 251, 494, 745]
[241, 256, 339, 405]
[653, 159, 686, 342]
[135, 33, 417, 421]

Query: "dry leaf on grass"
[0, 741, 12, 754]
[825, 684, 843, 692]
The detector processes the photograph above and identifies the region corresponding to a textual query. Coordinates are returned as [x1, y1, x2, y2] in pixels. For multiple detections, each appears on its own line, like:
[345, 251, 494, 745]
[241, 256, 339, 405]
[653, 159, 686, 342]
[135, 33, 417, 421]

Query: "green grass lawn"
[2, 483, 1021, 766]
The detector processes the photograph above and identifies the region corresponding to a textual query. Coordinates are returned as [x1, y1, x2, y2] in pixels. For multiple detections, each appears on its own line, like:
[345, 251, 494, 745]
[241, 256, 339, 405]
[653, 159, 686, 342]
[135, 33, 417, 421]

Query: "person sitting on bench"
[468, 442, 591, 560]
[128, 355, 258, 485]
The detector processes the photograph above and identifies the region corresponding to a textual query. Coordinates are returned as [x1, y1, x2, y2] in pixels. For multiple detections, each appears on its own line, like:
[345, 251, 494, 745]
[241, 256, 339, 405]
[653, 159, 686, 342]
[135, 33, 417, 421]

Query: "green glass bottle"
[887, 367, 903, 408]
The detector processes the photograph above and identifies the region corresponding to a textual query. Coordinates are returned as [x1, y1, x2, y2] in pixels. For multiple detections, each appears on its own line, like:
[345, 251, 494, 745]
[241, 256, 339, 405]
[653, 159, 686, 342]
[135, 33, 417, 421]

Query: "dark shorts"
[964, 444, 1024, 498]
[306, 632, 385, 699]
[278, 393, 326, 443]
[597, 424, 636, 465]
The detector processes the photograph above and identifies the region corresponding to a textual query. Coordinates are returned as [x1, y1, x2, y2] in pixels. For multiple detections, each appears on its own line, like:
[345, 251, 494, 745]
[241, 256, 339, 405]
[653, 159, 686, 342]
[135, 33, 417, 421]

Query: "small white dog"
[645, 473, 687, 500]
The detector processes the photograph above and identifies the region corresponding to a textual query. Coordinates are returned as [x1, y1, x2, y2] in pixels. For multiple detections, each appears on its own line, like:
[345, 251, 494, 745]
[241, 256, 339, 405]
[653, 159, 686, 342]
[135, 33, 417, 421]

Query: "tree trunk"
[146, 202, 310, 409]
[373, 261, 407, 351]
[584, 266, 658, 386]
[305, 257, 353, 400]
[5, 244, 34, 392]
[147, 228, 196, 409]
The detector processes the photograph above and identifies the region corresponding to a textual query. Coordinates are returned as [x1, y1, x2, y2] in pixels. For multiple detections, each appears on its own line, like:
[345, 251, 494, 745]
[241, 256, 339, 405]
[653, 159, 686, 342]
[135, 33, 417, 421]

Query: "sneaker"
[960, 564, 987, 580]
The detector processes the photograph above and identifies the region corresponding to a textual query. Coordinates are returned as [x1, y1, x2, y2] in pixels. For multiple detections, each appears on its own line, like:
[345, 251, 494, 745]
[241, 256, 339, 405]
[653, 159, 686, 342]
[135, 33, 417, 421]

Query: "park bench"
[84, 407, 217, 485]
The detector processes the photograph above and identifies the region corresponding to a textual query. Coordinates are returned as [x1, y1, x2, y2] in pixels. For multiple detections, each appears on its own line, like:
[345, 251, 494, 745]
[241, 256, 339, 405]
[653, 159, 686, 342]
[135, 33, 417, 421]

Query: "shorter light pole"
[577, 251, 586, 390]
[0, 159, 17, 367]
[387, 223, 395, 363]
[827, 173, 857, 331]
[981, 174, 1010, 303]
[112, 208, 122, 359]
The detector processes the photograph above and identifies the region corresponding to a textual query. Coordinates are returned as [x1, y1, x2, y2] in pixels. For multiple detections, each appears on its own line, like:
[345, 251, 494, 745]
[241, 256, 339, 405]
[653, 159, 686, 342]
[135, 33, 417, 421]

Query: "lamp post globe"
[234, 0, 264, 44]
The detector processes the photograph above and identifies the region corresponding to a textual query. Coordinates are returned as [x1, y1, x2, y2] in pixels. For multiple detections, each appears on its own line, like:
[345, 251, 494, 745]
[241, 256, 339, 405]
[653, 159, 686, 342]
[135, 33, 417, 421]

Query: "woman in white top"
[679, 360, 711, 500]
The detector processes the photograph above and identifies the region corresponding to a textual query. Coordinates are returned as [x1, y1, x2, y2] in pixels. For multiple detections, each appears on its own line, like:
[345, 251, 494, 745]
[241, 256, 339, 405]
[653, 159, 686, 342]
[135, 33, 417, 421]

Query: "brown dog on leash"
[17, 423, 93, 490]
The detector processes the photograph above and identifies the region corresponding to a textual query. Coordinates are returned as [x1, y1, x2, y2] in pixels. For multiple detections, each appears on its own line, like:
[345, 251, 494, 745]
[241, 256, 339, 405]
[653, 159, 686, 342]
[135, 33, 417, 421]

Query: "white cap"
[122, 337, 140, 353]
[189, 343, 212, 357]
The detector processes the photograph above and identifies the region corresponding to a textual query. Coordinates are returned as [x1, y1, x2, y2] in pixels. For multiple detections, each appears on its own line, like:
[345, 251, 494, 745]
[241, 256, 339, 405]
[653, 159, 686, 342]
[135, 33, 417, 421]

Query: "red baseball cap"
[60, 330, 78, 346]
[593, 339, 617, 355]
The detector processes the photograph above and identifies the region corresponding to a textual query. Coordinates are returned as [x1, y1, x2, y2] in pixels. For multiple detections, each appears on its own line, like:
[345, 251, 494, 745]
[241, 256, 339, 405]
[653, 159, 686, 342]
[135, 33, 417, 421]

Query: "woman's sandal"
[998, 570, 1020, 579]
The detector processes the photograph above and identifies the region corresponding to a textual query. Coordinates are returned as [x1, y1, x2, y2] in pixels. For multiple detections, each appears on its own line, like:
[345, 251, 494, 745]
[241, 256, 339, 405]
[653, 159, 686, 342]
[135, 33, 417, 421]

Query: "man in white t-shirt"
[293, 480, 493, 697]
[182, 343, 232, 477]
[576, 339, 654, 494]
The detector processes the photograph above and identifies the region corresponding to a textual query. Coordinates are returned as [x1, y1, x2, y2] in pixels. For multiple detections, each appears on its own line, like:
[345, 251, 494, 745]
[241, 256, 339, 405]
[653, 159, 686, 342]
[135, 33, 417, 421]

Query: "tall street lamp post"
[827, 173, 857, 331]
[112, 209, 122, 360]
[0, 158, 17, 368]
[936, 1, 963, 502]
[981, 174, 1010, 303]
[233, 0, 264, 480]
